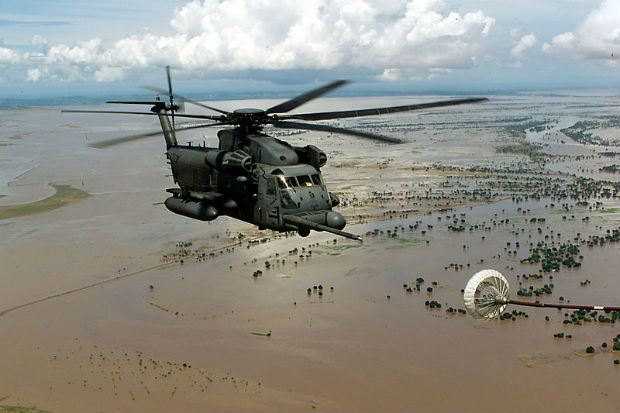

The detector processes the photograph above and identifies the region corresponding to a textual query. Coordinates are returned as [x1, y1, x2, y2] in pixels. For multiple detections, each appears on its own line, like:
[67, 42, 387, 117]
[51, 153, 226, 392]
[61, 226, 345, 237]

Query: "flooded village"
[0, 91, 618, 411]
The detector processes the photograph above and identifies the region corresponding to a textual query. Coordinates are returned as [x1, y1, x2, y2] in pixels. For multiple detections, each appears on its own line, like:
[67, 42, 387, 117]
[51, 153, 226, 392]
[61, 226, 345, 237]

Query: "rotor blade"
[108, 100, 185, 112]
[63, 109, 161, 116]
[166, 66, 176, 129]
[89, 129, 165, 148]
[61, 109, 223, 121]
[270, 119, 401, 144]
[140, 86, 230, 115]
[279, 97, 488, 121]
[173, 121, 231, 131]
[107, 101, 163, 105]
[266, 80, 350, 114]
[166, 66, 173, 102]
[89, 121, 231, 148]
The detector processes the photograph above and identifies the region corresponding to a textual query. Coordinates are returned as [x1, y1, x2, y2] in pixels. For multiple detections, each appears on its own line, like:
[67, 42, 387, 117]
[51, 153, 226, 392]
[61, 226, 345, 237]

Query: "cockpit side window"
[277, 175, 287, 189]
[311, 174, 322, 185]
[297, 175, 312, 187]
[266, 178, 275, 195]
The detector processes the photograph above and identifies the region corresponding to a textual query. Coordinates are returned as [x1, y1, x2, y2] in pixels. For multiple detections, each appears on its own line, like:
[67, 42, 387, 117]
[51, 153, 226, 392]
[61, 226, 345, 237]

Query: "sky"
[0, 0, 618, 99]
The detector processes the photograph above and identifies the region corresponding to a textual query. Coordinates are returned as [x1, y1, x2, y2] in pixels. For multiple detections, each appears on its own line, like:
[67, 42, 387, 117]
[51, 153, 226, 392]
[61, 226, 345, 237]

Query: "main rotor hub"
[233, 108, 265, 114]
[230, 108, 269, 133]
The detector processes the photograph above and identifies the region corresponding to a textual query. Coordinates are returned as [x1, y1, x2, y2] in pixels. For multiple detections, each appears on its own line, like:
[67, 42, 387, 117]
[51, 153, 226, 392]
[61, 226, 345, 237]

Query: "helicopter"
[64, 67, 487, 240]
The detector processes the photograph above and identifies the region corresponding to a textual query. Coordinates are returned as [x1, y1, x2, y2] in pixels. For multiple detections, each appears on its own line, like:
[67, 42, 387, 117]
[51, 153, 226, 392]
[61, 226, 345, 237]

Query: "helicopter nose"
[326, 211, 346, 230]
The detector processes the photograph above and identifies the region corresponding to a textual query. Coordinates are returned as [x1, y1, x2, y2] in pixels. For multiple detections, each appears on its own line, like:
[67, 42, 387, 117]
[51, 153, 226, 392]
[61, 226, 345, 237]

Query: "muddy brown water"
[1, 94, 619, 411]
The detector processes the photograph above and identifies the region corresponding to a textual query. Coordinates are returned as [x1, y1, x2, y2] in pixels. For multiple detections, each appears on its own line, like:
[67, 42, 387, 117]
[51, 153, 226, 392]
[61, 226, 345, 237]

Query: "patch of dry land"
[1, 91, 619, 412]
[0, 184, 90, 220]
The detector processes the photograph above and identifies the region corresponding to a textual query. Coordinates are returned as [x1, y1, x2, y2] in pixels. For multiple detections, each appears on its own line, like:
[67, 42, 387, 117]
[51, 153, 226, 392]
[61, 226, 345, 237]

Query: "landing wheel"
[298, 228, 310, 237]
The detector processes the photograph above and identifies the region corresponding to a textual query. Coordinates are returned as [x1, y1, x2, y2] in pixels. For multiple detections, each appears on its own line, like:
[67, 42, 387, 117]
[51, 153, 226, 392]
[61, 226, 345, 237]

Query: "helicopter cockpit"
[264, 165, 331, 213]
[276, 173, 322, 209]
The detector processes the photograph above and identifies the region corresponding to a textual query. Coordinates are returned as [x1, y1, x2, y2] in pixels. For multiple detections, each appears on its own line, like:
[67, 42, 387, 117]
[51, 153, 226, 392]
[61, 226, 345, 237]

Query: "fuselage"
[163, 128, 344, 235]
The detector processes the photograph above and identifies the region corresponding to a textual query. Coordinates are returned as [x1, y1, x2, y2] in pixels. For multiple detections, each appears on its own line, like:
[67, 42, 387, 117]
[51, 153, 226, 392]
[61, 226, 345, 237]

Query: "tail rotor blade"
[140, 86, 230, 115]
[166, 65, 176, 129]
[166, 65, 173, 100]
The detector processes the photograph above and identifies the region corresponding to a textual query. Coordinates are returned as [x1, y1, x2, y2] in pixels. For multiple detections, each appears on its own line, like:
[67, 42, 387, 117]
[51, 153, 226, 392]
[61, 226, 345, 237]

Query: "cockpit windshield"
[273, 172, 324, 210]
[297, 175, 312, 187]
[286, 177, 299, 187]
[276, 174, 322, 189]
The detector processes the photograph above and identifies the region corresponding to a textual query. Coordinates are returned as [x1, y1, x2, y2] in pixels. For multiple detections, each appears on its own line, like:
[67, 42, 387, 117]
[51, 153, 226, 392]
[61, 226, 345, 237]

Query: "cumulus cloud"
[9, 0, 495, 83]
[427, 67, 451, 80]
[31, 35, 50, 53]
[542, 0, 619, 61]
[26, 68, 41, 82]
[507, 32, 537, 67]
[44, 38, 104, 65]
[511, 33, 537, 60]
[94, 66, 125, 82]
[377, 68, 401, 81]
[0, 46, 20, 65]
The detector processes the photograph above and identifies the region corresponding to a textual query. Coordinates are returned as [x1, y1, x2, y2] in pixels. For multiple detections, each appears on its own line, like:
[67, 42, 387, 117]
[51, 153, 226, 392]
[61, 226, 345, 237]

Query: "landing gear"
[298, 227, 310, 237]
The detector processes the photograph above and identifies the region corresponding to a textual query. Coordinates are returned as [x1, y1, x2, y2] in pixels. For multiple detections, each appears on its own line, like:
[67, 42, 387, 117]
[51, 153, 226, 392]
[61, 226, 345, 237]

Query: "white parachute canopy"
[463, 269, 510, 320]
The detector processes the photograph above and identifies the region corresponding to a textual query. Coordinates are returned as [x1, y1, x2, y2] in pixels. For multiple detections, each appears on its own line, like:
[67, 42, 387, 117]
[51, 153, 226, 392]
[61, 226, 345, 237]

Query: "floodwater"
[0, 91, 619, 412]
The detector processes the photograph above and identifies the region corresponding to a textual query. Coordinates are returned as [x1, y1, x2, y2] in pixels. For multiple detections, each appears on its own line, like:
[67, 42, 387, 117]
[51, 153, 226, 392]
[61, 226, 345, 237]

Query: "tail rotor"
[166, 65, 176, 128]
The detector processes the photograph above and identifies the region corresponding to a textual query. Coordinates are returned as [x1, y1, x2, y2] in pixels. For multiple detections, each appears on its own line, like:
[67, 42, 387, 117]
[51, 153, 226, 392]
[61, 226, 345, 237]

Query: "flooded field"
[0, 91, 619, 412]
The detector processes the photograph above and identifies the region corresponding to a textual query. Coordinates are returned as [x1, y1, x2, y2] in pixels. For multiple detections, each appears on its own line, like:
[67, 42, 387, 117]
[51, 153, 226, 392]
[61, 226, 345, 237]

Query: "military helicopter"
[64, 67, 487, 240]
